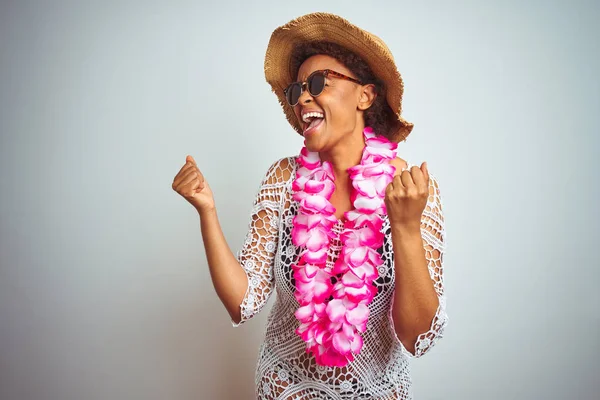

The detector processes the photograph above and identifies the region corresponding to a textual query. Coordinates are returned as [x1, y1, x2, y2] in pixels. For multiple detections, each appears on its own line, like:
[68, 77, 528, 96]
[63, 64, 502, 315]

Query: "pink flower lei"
[291, 126, 398, 367]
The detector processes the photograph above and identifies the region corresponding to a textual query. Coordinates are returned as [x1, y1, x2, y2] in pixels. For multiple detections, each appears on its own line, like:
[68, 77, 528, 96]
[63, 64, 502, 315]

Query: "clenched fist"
[384, 162, 430, 230]
[172, 155, 215, 213]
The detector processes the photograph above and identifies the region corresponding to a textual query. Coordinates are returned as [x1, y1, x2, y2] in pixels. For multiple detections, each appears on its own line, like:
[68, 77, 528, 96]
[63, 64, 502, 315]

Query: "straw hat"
[264, 12, 414, 142]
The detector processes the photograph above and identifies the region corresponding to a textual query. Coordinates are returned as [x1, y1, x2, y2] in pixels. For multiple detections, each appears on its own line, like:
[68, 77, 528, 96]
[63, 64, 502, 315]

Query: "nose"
[297, 85, 313, 105]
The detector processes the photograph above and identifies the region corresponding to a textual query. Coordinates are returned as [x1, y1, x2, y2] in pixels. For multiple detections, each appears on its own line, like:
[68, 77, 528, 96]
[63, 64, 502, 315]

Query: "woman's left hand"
[384, 162, 430, 231]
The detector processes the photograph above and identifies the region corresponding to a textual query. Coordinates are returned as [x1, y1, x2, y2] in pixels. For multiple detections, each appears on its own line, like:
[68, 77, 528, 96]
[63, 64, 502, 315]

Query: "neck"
[319, 127, 366, 182]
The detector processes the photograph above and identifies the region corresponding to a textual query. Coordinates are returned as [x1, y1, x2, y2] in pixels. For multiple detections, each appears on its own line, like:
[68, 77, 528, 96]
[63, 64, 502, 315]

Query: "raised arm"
[172, 155, 248, 323]
[172, 155, 287, 324]
[403, 174, 448, 357]
[386, 164, 448, 357]
[233, 157, 292, 326]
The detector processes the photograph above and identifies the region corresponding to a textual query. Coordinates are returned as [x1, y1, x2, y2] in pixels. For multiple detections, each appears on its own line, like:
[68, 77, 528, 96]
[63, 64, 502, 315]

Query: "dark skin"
[294, 55, 375, 219]
[293, 55, 439, 354]
[171, 54, 440, 355]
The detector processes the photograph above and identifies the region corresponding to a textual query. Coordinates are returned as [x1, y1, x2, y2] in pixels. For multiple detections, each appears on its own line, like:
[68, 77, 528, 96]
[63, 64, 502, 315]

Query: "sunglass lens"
[308, 73, 325, 96]
[286, 83, 302, 105]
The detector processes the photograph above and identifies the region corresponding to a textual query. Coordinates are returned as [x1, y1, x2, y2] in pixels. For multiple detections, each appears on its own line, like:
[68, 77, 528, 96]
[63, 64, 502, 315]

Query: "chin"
[302, 124, 329, 152]
[303, 134, 329, 153]
[303, 140, 322, 153]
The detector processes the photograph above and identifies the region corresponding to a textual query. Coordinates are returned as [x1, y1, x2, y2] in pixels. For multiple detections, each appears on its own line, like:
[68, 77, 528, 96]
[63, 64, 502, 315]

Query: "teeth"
[302, 112, 324, 123]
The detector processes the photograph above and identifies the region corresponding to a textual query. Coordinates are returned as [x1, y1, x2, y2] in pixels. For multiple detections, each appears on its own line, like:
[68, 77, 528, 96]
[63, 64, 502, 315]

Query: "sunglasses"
[283, 69, 364, 106]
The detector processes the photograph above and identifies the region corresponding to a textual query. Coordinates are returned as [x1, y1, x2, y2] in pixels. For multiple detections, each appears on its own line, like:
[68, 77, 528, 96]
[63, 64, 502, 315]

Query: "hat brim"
[264, 12, 414, 142]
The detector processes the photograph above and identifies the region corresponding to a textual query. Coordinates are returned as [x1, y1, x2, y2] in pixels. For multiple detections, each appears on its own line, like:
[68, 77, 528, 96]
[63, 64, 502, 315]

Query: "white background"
[1, 0, 598, 399]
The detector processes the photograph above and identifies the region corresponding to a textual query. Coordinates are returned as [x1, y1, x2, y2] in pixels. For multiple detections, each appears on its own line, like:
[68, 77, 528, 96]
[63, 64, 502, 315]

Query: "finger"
[179, 178, 202, 197]
[175, 170, 203, 192]
[400, 169, 414, 188]
[182, 165, 205, 184]
[174, 172, 195, 192]
[173, 163, 197, 187]
[194, 166, 205, 183]
[411, 165, 427, 191]
[175, 160, 195, 178]
[392, 174, 404, 189]
[177, 176, 204, 194]
[184, 168, 205, 186]
[188, 178, 201, 193]
[420, 162, 430, 193]
[172, 163, 193, 189]
[187, 155, 197, 166]
[385, 180, 395, 196]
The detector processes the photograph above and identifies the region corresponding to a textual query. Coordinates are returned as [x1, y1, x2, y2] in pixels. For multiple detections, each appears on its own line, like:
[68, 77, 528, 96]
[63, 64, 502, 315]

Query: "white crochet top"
[232, 156, 448, 399]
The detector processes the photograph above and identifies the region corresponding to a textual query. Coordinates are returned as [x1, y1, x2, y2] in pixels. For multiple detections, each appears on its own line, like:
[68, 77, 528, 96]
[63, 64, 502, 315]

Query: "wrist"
[390, 221, 421, 237]
[198, 206, 217, 220]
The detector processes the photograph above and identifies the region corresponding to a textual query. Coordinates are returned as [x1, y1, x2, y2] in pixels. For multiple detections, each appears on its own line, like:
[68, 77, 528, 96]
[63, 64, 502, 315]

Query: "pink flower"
[293, 265, 332, 303]
[363, 147, 396, 164]
[325, 299, 369, 355]
[295, 302, 317, 322]
[350, 170, 395, 198]
[291, 126, 398, 366]
[352, 193, 386, 214]
[295, 301, 326, 322]
[340, 226, 384, 249]
[292, 212, 336, 251]
[315, 342, 352, 367]
[362, 142, 397, 164]
[293, 174, 335, 201]
[327, 299, 369, 328]
[300, 196, 335, 215]
[331, 257, 349, 275]
[294, 212, 337, 232]
[296, 305, 328, 347]
[365, 132, 398, 149]
[362, 132, 398, 165]
[297, 147, 321, 169]
[331, 325, 364, 355]
[333, 274, 378, 304]
[338, 247, 380, 281]
[302, 248, 328, 264]
[344, 211, 384, 231]
[349, 162, 395, 179]
[292, 225, 329, 251]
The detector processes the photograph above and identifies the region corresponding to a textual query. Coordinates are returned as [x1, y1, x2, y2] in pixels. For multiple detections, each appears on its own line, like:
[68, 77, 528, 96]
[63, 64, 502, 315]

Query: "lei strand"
[291, 127, 398, 367]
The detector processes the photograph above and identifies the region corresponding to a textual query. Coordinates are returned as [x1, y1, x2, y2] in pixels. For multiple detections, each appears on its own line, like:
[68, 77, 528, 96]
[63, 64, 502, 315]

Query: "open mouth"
[302, 111, 325, 136]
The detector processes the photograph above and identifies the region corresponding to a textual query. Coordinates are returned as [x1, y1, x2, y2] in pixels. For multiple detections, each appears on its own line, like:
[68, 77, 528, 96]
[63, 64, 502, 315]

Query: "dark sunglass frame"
[283, 69, 364, 106]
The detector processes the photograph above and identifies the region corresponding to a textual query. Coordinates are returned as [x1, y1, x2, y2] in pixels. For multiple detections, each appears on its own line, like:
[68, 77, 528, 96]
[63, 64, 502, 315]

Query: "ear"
[357, 84, 377, 111]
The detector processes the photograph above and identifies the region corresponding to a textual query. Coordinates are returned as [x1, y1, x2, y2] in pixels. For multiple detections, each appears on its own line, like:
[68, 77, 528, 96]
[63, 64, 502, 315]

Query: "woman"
[172, 12, 448, 399]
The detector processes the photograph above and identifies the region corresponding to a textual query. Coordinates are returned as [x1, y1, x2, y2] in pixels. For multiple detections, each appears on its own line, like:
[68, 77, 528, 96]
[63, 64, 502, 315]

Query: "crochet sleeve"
[398, 173, 449, 357]
[231, 158, 290, 327]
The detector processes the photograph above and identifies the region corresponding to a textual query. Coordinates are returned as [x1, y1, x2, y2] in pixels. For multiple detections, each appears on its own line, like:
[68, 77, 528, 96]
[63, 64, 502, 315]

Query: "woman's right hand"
[172, 155, 215, 214]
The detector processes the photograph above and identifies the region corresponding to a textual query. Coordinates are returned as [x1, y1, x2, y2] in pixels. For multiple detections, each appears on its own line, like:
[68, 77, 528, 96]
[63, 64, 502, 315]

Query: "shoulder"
[261, 156, 297, 185]
[389, 156, 409, 175]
